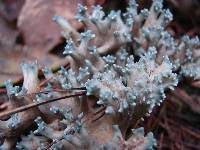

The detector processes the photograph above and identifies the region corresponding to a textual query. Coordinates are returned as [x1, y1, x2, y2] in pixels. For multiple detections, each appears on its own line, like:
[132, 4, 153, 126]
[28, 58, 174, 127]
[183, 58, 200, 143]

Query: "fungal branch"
[0, 0, 199, 149]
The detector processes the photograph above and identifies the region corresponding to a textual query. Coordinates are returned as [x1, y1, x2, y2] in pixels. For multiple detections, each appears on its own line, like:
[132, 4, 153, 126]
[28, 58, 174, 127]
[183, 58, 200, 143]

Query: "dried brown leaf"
[0, 17, 19, 51]
[0, 0, 25, 22]
[0, 50, 68, 86]
[17, 0, 105, 52]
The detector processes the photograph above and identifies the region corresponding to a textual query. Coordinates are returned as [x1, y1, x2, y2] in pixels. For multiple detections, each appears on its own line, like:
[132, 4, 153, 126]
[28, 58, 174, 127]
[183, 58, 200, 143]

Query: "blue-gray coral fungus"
[0, 0, 200, 149]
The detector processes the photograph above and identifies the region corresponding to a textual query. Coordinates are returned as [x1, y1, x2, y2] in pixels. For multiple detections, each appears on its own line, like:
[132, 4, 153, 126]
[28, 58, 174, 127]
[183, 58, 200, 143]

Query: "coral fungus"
[0, 0, 200, 149]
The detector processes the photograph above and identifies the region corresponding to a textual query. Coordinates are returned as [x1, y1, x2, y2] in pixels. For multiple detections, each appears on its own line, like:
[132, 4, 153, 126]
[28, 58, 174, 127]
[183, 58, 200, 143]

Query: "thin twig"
[0, 92, 86, 118]
[158, 133, 164, 150]
[92, 110, 105, 122]
[45, 138, 64, 150]
[0, 71, 21, 76]
[181, 126, 200, 139]
[17, 87, 86, 98]
[39, 76, 54, 87]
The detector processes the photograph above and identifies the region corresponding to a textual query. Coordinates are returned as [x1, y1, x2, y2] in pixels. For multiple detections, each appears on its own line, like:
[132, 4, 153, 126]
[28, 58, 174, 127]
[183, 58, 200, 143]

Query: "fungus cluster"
[1, 0, 200, 149]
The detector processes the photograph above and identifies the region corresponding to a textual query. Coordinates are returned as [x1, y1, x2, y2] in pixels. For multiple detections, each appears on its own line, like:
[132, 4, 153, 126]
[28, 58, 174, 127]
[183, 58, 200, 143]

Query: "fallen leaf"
[0, 0, 25, 22]
[0, 49, 68, 86]
[0, 17, 19, 51]
[17, 0, 106, 52]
